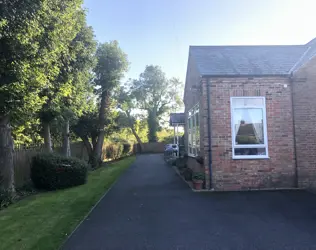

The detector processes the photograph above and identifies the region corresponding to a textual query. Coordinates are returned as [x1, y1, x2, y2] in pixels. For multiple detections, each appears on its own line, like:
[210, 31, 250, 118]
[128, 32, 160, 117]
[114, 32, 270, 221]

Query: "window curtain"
[247, 109, 263, 144]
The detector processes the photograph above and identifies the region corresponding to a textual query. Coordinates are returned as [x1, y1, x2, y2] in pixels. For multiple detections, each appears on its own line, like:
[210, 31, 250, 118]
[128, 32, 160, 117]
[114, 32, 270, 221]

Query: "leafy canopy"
[0, 0, 86, 123]
[94, 41, 129, 91]
[131, 65, 183, 141]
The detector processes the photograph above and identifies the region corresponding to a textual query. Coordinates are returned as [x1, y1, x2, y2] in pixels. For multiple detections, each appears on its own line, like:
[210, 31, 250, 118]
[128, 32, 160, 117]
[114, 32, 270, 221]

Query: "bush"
[105, 144, 123, 160]
[192, 172, 205, 181]
[115, 144, 124, 159]
[0, 189, 14, 210]
[31, 153, 88, 190]
[105, 143, 132, 160]
[123, 143, 131, 155]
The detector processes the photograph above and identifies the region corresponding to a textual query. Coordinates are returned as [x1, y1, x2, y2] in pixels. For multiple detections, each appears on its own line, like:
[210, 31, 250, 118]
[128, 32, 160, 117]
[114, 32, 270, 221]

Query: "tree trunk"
[81, 136, 94, 164]
[147, 110, 158, 142]
[93, 89, 109, 167]
[62, 119, 71, 157]
[43, 121, 53, 152]
[0, 115, 15, 194]
[91, 134, 98, 149]
[131, 127, 144, 152]
[126, 111, 143, 152]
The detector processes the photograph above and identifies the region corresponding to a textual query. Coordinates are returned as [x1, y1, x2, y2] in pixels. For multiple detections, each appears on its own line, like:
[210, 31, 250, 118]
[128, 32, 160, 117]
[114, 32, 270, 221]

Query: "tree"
[131, 65, 183, 142]
[58, 24, 97, 157]
[72, 108, 119, 164]
[117, 87, 144, 151]
[0, 0, 86, 193]
[37, 7, 96, 154]
[89, 41, 128, 167]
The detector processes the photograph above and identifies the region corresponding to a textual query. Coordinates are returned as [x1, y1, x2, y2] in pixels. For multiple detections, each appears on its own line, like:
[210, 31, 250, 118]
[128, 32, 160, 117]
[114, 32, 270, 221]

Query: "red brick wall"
[206, 77, 296, 190]
[292, 56, 316, 189]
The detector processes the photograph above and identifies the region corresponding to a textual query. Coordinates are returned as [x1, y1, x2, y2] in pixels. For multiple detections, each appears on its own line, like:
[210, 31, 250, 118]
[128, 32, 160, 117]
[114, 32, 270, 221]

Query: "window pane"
[196, 126, 200, 149]
[196, 147, 200, 156]
[234, 108, 264, 144]
[188, 117, 191, 129]
[195, 112, 199, 126]
[192, 147, 196, 155]
[232, 98, 263, 107]
[234, 148, 266, 156]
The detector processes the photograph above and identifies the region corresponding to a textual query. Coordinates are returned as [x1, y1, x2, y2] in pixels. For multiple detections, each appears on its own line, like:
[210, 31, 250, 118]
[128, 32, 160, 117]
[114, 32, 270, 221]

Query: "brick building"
[184, 38, 316, 190]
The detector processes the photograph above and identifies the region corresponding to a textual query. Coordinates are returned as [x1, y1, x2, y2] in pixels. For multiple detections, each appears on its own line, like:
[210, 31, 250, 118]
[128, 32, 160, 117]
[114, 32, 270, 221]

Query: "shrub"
[106, 144, 123, 160]
[123, 143, 131, 155]
[31, 153, 88, 190]
[0, 189, 14, 210]
[105, 145, 114, 159]
[115, 144, 124, 159]
[102, 142, 133, 161]
[105, 143, 133, 160]
[192, 172, 205, 181]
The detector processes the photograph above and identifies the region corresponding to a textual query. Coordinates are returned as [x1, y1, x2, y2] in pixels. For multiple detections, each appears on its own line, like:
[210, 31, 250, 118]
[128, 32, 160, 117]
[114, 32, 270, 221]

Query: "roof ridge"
[289, 47, 312, 74]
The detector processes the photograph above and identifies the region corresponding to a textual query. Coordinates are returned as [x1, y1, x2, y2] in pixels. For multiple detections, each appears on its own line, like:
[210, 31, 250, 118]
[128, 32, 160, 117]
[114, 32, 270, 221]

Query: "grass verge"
[0, 156, 135, 250]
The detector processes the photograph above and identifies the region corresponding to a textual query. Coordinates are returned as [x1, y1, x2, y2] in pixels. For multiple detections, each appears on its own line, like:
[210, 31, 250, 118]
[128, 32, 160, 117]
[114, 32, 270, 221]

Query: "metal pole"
[176, 124, 179, 145]
[173, 125, 176, 144]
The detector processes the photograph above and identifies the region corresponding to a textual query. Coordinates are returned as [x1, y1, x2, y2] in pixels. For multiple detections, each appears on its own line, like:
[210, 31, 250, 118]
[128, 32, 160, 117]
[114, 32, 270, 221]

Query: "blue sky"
[83, 0, 316, 83]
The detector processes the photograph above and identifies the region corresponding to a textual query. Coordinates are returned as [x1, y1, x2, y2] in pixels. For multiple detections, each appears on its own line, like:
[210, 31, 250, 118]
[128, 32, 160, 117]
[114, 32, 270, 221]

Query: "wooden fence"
[133, 142, 165, 154]
[14, 142, 88, 188]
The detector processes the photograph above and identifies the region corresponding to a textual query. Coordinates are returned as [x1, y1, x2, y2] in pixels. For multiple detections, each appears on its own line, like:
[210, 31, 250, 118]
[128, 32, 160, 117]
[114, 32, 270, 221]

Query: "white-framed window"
[230, 97, 269, 159]
[188, 104, 200, 157]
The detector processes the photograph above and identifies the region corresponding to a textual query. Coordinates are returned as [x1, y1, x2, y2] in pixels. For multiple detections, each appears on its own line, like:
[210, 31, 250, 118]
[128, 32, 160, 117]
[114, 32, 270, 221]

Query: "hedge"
[31, 153, 88, 190]
[102, 143, 133, 161]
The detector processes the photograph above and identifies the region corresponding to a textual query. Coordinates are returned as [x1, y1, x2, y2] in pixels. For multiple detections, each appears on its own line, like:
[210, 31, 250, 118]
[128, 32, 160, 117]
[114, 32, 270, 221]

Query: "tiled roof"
[169, 113, 185, 126]
[189, 40, 316, 76]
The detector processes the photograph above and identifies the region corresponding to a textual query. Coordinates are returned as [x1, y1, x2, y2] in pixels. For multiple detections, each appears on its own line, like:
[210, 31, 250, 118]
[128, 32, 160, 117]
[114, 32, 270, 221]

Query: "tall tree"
[38, 5, 95, 153]
[57, 24, 97, 156]
[0, 0, 85, 193]
[131, 65, 183, 142]
[117, 87, 144, 151]
[90, 41, 128, 167]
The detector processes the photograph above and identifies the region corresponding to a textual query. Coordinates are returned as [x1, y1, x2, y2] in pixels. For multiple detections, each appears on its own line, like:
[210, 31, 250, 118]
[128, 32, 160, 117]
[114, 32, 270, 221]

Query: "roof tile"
[190, 45, 311, 76]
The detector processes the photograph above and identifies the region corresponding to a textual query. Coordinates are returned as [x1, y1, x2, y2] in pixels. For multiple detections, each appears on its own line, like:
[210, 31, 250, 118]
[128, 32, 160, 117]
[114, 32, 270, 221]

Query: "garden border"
[171, 165, 304, 193]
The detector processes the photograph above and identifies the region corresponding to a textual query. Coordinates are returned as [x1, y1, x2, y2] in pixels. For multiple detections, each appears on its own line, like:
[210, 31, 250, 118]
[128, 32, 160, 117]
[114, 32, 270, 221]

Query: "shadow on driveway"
[62, 154, 316, 250]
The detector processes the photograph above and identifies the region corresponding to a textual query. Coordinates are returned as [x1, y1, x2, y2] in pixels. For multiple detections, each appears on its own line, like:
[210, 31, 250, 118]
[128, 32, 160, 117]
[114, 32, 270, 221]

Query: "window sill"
[188, 154, 198, 158]
[233, 155, 269, 160]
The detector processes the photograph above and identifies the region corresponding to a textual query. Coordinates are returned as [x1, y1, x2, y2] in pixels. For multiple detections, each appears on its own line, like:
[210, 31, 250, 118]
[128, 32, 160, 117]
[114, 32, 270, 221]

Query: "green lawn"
[0, 156, 135, 250]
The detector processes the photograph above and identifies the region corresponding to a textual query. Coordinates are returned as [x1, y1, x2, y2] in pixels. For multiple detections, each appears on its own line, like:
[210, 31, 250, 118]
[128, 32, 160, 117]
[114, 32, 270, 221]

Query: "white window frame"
[230, 96, 269, 159]
[188, 103, 200, 157]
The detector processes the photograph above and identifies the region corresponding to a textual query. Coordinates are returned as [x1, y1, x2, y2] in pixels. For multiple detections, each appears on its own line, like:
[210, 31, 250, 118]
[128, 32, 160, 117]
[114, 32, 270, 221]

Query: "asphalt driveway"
[62, 154, 316, 250]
